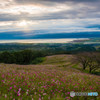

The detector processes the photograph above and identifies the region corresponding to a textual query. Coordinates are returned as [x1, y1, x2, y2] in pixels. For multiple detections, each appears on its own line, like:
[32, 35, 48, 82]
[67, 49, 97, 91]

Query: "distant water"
[0, 38, 89, 43]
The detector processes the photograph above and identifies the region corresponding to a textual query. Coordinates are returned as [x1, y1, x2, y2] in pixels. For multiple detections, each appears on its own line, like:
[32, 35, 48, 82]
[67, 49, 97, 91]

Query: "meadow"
[0, 55, 100, 100]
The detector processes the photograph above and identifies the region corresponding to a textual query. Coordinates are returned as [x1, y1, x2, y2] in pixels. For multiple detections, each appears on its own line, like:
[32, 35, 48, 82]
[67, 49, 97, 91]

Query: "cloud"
[0, 0, 100, 21]
[14, 0, 100, 4]
[0, 0, 100, 34]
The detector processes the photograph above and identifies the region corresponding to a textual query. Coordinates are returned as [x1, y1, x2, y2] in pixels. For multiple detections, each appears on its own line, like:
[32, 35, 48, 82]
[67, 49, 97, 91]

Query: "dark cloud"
[0, 0, 100, 22]
[14, 0, 99, 3]
[0, 13, 21, 21]
[0, 6, 100, 22]
[13, 0, 100, 6]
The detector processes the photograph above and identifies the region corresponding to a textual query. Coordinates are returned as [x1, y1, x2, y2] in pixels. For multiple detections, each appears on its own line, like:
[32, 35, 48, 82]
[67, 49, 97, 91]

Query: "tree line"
[0, 50, 45, 64]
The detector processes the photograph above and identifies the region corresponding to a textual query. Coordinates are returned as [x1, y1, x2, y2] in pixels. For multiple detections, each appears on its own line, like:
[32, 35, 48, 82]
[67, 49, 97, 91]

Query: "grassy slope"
[0, 55, 100, 100]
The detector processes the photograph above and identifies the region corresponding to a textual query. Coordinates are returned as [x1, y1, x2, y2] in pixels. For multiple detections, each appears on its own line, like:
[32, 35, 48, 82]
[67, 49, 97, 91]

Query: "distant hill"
[0, 31, 100, 40]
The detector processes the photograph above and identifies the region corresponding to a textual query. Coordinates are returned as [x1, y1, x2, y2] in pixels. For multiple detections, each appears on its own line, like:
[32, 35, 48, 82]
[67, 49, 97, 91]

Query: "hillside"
[0, 55, 100, 100]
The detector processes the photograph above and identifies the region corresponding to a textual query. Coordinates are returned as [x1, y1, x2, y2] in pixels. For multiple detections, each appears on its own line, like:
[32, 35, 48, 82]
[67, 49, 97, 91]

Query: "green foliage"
[0, 50, 45, 64]
[0, 51, 15, 64]
[0, 43, 97, 54]
[32, 57, 45, 64]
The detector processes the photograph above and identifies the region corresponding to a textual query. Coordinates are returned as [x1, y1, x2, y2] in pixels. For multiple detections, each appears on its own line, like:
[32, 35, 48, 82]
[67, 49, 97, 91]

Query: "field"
[0, 55, 100, 100]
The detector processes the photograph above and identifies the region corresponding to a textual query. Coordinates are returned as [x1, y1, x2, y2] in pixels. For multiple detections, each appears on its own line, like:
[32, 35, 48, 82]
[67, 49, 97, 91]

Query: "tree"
[88, 53, 100, 73]
[13, 51, 24, 64]
[21, 50, 33, 64]
[77, 52, 100, 73]
[13, 50, 34, 64]
[0, 51, 15, 64]
[76, 52, 89, 70]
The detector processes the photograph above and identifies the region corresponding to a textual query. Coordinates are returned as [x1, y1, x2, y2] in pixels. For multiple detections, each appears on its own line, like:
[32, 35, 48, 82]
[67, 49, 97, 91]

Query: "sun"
[17, 20, 28, 27]
[16, 20, 36, 31]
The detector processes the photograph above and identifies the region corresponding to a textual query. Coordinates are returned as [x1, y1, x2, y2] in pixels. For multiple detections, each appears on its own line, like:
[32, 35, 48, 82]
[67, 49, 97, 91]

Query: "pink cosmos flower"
[9, 87, 12, 90]
[39, 98, 41, 100]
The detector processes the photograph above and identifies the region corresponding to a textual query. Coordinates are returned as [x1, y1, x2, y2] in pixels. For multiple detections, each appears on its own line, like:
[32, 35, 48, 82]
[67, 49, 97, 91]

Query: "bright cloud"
[0, 0, 100, 35]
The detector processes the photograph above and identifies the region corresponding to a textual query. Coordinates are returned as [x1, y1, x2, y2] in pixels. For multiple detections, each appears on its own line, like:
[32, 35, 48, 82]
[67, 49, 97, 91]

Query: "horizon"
[0, 38, 90, 43]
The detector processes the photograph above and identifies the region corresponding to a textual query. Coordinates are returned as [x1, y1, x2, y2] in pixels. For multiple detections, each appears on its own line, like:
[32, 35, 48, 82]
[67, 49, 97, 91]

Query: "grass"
[0, 55, 100, 100]
[32, 57, 46, 64]
[41, 55, 70, 65]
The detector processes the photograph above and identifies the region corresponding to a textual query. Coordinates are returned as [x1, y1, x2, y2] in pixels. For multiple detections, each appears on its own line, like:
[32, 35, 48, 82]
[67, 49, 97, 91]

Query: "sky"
[0, 0, 100, 38]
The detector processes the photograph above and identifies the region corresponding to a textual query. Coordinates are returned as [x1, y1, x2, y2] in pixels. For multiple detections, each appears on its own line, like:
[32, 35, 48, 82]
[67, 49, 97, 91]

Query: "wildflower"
[9, 87, 12, 90]
[44, 86, 46, 88]
[14, 85, 16, 88]
[5, 94, 7, 98]
[19, 88, 21, 91]
[67, 92, 70, 94]
[43, 93, 46, 95]
[39, 98, 41, 100]
[48, 96, 50, 100]
[90, 88, 93, 90]
[34, 92, 37, 95]
[26, 90, 29, 95]
[2, 74, 4, 78]
[52, 92, 54, 95]
[33, 88, 35, 90]
[66, 97, 69, 99]
[39, 94, 41, 97]
[55, 89, 58, 91]
[17, 93, 21, 96]
[14, 90, 16, 92]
